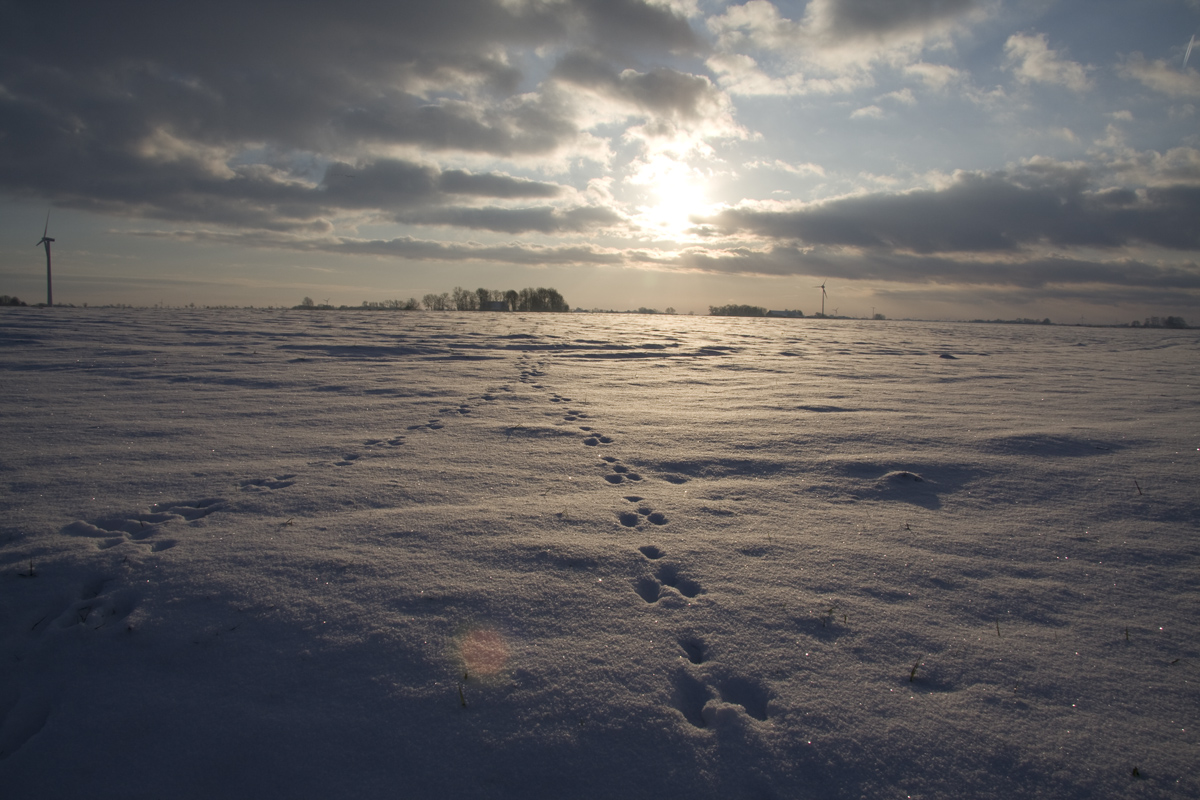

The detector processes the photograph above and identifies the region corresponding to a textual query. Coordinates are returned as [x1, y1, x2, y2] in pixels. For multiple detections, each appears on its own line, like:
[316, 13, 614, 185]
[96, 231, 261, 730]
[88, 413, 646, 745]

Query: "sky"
[1, 0, 1199, 321]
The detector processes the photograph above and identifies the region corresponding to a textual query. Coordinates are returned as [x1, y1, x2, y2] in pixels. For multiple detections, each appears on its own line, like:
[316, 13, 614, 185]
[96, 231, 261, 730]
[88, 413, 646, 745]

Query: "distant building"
[485, 301, 509, 312]
[766, 309, 804, 318]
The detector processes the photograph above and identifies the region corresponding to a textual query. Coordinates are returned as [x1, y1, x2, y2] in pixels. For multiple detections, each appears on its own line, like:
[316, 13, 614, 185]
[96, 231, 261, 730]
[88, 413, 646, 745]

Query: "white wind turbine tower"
[37, 210, 54, 306]
[815, 279, 828, 316]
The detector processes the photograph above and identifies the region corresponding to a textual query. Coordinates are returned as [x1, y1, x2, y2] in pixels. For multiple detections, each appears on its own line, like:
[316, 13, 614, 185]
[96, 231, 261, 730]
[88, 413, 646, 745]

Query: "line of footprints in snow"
[308, 351, 753, 725]
[516, 354, 769, 727]
[48, 353, 766, 727]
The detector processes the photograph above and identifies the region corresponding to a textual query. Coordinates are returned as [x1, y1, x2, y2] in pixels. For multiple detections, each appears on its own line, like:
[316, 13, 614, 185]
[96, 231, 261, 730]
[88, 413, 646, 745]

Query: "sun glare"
[632, 156, 709, 239]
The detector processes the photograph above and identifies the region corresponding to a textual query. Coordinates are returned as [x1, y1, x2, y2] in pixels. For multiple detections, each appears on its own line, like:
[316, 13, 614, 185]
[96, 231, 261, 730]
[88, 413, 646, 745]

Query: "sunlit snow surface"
[1, 309, 1197, 799]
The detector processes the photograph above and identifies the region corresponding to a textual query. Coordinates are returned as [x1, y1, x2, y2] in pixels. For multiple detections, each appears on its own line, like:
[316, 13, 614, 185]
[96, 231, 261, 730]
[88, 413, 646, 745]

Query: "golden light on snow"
[458, 627, 510, 677]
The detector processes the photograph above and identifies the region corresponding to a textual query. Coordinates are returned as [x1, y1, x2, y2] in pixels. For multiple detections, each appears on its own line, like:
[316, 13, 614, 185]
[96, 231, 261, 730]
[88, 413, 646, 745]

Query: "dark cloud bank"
[700, 166, 1200, 254]
[0, 0, 698, 227]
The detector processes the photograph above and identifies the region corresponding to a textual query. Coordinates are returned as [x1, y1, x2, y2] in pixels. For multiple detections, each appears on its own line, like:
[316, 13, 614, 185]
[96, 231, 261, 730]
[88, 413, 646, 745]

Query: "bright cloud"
[1004, 32, 1093, 91]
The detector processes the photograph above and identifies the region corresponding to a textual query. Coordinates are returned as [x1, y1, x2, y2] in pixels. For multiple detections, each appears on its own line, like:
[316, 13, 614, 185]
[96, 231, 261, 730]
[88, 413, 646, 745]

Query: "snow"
[1, 308, 1197, 799]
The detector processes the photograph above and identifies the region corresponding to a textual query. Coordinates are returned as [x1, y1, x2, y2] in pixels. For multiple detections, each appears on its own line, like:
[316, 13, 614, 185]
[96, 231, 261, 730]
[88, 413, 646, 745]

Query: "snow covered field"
[1, 308, 1197, 799]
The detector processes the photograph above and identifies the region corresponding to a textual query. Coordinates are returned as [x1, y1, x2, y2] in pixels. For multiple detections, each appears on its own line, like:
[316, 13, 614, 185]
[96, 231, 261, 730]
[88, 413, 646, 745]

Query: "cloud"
[705, 52, 870, 96]
[553, 51, 728, 121]
[706, 0, 987, 95]
[667, 245, 1200, 291]
[391, 204, 625, 234]
[0, 133, 591, 234]
[321, 160, 563, 208]
[880, 88, 917, 105]
[0, 1, 717, 234]
[1102, 146, 1200, 187]
[903, 61, 964, 90]
[802, 0, 978, 42]
[1004, 32, 1092, 91]
[710, 0, 978, 50]
[1119, 52, 1200, 98]
[0, 1, 702, 170]
[140, 228, 632, 268]
[747, 160, 827, 177]
[697, 161, 1200, 253]
[850, 104, 886, 119]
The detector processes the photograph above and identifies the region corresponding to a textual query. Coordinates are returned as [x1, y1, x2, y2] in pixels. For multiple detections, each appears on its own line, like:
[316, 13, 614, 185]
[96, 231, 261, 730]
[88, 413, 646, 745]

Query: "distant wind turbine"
[1185, 34, 1195, 70]
[814, 280, 828, 316]
[36, 210, 54, 307]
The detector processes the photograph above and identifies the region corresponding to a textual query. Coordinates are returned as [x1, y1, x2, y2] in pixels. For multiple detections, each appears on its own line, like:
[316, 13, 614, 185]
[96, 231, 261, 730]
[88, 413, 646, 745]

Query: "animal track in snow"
[633, 562, 700, 601]
[50, 578, 137, 631]
[482, 386, 512, 401]
[334, 454, 361, 466]
[26, 577, 139, 641]
[364, 436, 406, 448]
[615, 504, 665, 526]
[407, 419, 445, 431]
[603, 461, 643, 484]
[518, 366, 546, 383]
[638, 544, 664, 559]
[634, 576, 662, 603]
[671, 669, 772, 728]
[654, 563, 699, 596]
[711, 675, 772, 722]
[678, 636, 707, 664]
[672, 671, 712, 728]
[604, 465, 643, 484]
[63, 498, 225, 549]
[238, 474, 296, 492]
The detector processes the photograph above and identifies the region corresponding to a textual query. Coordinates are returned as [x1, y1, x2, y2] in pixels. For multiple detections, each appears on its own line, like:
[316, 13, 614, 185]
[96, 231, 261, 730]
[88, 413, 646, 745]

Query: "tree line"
[709, 304, 767, 317]
[298, 286, 569, 313]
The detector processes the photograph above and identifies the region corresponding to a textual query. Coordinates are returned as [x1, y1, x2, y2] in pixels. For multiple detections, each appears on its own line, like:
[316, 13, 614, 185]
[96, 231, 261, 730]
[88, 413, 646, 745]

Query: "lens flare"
[458, 627, 509, 677]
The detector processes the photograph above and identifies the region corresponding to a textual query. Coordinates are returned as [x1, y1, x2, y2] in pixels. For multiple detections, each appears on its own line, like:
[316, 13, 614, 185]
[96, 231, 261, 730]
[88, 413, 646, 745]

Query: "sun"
[631, 155, 709, 239]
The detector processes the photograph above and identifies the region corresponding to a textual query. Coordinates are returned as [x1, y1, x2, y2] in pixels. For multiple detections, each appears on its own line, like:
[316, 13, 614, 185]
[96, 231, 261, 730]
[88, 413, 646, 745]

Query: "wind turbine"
[814, 280, 828, 316]
[36, 210, 54, 306]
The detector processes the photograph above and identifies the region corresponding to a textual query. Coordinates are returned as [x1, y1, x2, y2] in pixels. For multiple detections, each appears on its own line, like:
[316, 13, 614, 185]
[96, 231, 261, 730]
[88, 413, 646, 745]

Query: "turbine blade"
[1185, 34, 1195, 69]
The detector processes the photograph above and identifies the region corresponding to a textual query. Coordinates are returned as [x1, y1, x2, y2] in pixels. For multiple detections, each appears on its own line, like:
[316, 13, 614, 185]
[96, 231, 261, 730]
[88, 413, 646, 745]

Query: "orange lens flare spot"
[459, 628, 509, 676]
